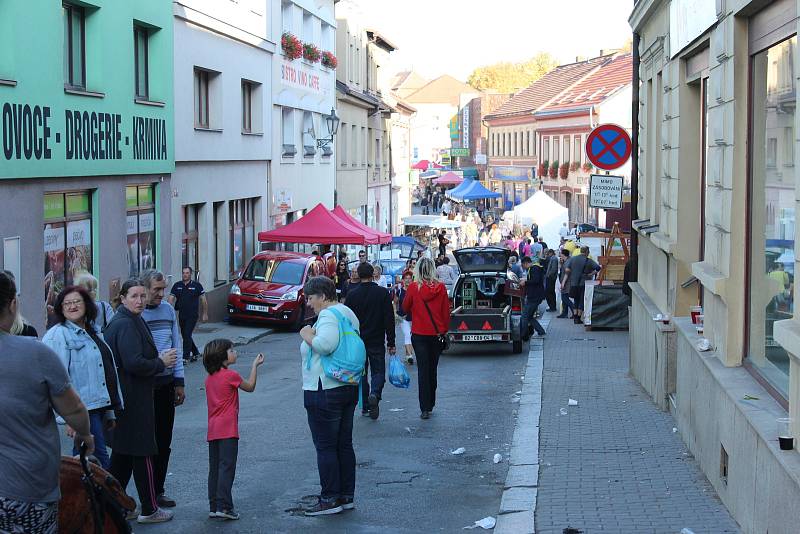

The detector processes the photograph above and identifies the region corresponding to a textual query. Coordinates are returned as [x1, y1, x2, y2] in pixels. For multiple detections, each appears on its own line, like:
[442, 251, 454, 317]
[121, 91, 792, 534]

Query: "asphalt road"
[65, 328, 528, 533]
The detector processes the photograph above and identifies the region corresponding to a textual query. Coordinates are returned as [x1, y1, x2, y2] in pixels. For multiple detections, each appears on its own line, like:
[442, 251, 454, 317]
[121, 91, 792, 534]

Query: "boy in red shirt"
[202, 339, 264, 520]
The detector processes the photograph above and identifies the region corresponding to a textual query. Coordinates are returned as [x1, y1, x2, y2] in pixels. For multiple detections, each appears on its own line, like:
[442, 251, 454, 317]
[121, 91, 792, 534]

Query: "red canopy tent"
[433, 171, 463, 185]
[411, 160, 430, 170]
[331, 206, 391, 244]
[257, 203, 380, 245]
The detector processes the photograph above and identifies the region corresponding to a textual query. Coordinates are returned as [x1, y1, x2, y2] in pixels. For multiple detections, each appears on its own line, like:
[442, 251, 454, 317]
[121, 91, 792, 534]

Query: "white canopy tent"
[503, 191, 569, 249]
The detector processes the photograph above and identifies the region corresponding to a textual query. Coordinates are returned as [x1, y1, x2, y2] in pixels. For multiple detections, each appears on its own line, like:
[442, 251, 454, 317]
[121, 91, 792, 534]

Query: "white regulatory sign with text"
[589, 174, 624, 209]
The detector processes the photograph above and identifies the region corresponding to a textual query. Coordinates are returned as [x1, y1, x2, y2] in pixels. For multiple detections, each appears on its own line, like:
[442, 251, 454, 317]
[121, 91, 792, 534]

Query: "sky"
[339, 0, 634, 82]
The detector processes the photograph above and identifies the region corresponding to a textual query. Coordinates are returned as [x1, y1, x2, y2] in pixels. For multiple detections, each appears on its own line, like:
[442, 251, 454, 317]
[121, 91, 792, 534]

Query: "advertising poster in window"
[66, 218, 91, 285]
[127, 214, 139, 277]
[138, 212, 156, 273]
[44, 223, 65, 326]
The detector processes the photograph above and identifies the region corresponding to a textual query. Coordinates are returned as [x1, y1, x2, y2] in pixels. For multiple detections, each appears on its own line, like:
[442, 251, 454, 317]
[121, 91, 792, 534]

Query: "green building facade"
[0, 0, 175, 332]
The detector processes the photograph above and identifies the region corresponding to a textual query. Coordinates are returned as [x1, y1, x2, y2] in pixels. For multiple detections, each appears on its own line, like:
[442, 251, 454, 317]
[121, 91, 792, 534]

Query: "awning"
[401, 215, 462, 229]
[433, 171, 463, 185]
[419, 170, 439, 179]
[331, 205, 391, 244]
[411, 160, 430, 170]
[258, 203, 381, 245]
[460, 167, 480, 179]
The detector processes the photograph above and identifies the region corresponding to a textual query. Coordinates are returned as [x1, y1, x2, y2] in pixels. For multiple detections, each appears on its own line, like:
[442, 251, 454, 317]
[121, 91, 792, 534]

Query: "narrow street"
[117, 328, 526, 533]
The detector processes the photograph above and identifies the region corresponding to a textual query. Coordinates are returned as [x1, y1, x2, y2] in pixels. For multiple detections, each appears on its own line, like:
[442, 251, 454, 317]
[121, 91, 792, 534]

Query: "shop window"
[44, 191, 92, 324]
[229, 198, 256, 278]
[747, 35, 797, 398]
[134, 25, 149, 100]
[182, 204, 200, 274]
[126, 184, 157, 277]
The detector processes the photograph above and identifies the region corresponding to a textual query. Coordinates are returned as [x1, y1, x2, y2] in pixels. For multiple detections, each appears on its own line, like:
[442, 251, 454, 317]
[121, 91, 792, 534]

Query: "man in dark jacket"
[520, 256, 547, 341]
[345, 263, 396, 420]
[544, 249, 559, 311]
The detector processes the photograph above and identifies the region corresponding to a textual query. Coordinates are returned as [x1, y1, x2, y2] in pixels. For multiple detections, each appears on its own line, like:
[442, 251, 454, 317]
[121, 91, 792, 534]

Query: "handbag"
[422, 297, 450, 352]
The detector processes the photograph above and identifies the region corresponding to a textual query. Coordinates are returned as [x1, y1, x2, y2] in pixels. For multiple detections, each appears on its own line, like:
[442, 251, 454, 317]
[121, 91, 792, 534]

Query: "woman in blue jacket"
[42, 285, 123, 469]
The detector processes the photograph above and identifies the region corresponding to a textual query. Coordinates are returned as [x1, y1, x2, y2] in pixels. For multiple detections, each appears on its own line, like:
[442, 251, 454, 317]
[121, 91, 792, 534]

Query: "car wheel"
[292, 308, 306, 332]
[512, 339, 523, 354]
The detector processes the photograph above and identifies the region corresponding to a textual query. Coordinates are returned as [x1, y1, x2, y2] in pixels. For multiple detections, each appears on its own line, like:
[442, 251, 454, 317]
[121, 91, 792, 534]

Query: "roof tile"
[538, 53, 632, 112]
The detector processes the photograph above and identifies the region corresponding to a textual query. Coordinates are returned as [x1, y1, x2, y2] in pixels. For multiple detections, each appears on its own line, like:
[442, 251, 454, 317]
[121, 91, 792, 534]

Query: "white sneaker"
[137, 508, 174, 524]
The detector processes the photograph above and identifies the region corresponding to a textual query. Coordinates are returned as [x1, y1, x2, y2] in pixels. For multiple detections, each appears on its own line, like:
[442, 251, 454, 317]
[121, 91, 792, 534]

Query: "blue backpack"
[306, 306, 366, 385]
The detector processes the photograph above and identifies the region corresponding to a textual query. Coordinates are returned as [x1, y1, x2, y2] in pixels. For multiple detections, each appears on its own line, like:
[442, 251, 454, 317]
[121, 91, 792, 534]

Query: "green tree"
[467, 52, 557, 93]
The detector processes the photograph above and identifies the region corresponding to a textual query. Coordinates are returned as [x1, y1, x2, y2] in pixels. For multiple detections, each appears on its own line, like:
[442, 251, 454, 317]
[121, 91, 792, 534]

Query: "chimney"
[575, 55, 586, 63]
[600, 48, 620, 57]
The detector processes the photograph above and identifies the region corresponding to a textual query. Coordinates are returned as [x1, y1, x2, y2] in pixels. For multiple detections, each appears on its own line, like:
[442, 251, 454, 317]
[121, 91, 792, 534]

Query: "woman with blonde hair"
[401, 257, 451, 419]
[74, 271, 115, 331]
[2, 270, 37, 337]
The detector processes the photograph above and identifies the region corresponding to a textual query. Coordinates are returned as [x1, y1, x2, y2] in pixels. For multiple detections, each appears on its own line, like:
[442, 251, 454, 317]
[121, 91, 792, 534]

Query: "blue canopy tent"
[448, 180, 502, 202]
[445, 178, 473, 199]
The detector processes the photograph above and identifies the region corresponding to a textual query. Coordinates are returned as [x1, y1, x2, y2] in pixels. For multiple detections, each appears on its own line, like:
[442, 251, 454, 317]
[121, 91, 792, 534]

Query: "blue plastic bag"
[388, 355, 411, 389]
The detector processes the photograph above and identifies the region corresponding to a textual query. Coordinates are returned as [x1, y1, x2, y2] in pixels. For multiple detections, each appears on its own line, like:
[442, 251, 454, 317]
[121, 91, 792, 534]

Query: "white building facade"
[271, 0, 337, 229]
[172, 0, 274, 318]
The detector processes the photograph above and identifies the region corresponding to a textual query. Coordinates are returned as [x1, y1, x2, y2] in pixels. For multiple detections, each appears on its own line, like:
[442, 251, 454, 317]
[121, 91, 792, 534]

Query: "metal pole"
[630, 28, 640, 282]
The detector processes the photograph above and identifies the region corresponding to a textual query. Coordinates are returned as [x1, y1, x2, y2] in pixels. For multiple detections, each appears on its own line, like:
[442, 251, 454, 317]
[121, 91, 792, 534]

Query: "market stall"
[258, 203, 382, 245]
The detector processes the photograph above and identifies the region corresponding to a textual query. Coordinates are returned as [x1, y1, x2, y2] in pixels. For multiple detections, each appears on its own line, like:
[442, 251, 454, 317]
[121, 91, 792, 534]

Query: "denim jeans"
[208, 438, 238, 513]
[304, 383, 358, 503]
[361, 344, 386, 407]
[560, 291, 575, 316]
[520, 298, 546, 338]
[72, 409, 110, 469]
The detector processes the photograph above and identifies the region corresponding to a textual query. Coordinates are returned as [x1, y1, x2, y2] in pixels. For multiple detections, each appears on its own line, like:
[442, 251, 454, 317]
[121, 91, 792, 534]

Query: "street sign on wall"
[585, 124, 632, 171]
[451, 148, 470, 157]
[588, 174, 624, 209]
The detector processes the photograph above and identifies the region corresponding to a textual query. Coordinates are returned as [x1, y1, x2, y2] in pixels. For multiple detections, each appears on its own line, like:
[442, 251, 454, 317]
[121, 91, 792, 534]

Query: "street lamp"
[315, 107, 340, 148]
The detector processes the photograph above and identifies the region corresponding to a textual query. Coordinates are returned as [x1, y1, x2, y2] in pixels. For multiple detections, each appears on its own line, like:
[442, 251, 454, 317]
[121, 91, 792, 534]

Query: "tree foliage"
[467, 52, 558, 93]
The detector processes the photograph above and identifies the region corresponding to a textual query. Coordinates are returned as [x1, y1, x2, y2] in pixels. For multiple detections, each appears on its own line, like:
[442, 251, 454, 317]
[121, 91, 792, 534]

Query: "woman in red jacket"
[402, 257, 451, 419]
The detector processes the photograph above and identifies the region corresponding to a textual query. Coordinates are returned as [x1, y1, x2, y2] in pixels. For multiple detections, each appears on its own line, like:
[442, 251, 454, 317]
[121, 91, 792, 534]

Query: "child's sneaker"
[137, 508, 173, 524]
[217, 510, 240, 520]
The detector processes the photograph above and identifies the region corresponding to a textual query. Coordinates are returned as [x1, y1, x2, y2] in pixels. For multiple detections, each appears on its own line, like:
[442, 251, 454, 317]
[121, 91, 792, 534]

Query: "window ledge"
[649, 231, 676, 254]
[195, 127, 223, 133]
[691, 260, 727, 300]
[64, 87, 105, 98]
[134, 98, 165, 107]
[773, 319, 800, 365]
[241, 131, 263, 136]
[0, 78, 16, 87]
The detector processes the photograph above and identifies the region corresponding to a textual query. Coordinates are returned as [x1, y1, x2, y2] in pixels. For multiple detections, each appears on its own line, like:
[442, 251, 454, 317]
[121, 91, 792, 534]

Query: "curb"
[231, 328, 274, 347]
[494, 316, 548, 534]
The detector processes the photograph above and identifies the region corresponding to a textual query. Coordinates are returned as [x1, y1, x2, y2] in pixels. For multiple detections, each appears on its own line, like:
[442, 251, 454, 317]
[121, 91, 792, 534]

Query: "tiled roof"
[538, 53, 632, 113]
[484, 56, 610, 120]
[404, 75, 480, 106]
[390, 71, 429, 98]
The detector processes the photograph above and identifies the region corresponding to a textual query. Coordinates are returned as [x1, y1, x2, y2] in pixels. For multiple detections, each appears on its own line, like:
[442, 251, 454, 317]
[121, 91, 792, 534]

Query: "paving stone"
[499, 486, 537, 514]
[505, 464, 539, 488]
[494, 510, 535, 534]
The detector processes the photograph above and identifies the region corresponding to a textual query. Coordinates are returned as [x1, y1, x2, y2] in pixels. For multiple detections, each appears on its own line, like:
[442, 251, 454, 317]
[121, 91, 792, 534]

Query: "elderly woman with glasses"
[42, 285, 123, 469]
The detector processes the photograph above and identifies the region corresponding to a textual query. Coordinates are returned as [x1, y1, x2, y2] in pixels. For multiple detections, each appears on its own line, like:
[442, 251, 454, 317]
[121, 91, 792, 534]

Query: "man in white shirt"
[559, 222, 570, 239]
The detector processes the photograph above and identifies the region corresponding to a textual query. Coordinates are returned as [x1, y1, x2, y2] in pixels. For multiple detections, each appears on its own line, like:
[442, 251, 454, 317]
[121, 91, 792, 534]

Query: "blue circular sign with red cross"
[585, 124, 632, 171]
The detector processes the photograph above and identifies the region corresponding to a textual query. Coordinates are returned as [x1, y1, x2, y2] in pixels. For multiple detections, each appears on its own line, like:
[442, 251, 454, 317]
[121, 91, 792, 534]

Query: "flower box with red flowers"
[303, 43, 321, 63]
[281, 32, 302, 60]
[321, 51, 338, 69]
[582, 162, 593, 173]
[559, 162, 570, 179]
[549, 161, 559, 179]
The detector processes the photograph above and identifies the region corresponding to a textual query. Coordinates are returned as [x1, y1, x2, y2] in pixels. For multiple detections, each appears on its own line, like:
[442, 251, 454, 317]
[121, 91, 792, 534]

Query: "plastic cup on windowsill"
[690, 306, 703, 324]
[778, 418, 794, 450]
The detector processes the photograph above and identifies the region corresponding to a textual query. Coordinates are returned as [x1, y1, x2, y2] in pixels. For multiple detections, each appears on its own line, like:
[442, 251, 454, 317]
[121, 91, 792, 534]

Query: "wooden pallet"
[597, 222, 630, 284]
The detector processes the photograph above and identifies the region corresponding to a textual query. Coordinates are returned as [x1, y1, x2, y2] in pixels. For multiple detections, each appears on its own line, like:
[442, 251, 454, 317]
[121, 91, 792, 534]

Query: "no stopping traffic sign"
[585, 124, 632, 171]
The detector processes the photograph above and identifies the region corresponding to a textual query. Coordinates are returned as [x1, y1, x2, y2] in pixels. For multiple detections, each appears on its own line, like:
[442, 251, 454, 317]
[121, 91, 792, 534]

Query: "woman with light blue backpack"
[299, 276, 364, 517]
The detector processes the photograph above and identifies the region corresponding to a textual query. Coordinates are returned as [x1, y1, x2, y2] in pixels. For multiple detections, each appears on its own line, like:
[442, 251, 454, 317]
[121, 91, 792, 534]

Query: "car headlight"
[230, 283, 241, 296]
[281, 290, 299, 301]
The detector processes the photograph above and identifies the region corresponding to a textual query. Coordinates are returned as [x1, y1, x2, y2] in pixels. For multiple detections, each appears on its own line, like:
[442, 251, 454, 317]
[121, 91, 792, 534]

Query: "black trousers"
[208, 438, 239, 513]
[545, 277, 558, 311]
[361, 344, 386, 407]
[411, 334, 442, 412]
[153, 384, 175, 497]
[110, 453, 158, 516]
[179, 315, 199, 358]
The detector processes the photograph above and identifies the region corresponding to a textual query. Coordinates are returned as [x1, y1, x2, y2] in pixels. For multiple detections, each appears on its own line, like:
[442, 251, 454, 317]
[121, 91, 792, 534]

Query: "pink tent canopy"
[411, 159, 430, 170]
[331, 206, 392, 244]
[433, 171, 463, 185]
[258, 203, 381, 245]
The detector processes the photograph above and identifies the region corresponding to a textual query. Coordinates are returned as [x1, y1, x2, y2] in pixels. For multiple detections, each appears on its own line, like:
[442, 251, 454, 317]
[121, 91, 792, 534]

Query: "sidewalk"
[497, 312, 740, 534]
[191, 321, 274, 353]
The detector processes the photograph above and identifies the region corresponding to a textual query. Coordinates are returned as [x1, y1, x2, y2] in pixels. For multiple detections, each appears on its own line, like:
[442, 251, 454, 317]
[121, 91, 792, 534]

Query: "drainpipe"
[631, 28, 640, 282]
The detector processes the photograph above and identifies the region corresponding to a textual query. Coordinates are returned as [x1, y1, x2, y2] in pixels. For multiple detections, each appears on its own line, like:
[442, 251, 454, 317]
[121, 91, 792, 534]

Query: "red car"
[227, 251, 324, 329]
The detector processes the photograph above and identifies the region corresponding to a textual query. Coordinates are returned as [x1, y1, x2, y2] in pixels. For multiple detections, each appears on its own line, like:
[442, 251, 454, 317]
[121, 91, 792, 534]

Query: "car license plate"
[462, 334, 493, 341]
[245, 304, 269, 313]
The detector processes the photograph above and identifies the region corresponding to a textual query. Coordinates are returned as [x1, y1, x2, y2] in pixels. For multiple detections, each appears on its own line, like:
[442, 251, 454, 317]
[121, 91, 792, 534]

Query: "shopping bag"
[388, 355, 411, 389]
